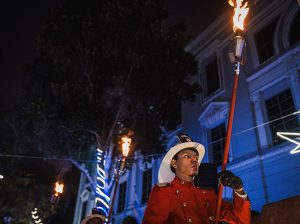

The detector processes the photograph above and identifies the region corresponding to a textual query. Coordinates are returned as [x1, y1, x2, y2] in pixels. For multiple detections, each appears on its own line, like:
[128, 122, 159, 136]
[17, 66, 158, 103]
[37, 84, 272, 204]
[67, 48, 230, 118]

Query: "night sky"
[0, 0, 62, 109]
[0, 0, 227, 110]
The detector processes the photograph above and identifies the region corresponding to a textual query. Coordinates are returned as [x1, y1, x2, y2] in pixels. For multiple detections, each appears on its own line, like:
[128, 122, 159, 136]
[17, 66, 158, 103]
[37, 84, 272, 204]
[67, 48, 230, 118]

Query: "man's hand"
[218, 170, 243, 190]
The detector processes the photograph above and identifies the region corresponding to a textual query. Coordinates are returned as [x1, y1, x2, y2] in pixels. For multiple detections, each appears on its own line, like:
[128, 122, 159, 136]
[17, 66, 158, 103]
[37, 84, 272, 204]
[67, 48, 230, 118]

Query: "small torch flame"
[229, 0, 249, 32]
[121, 136, 131, 157]
[54, 182, 64, 196]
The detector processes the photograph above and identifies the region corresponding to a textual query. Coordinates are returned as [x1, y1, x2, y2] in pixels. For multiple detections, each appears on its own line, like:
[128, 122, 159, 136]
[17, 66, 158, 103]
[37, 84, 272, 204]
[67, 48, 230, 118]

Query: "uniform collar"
[172, 176, 194, 188]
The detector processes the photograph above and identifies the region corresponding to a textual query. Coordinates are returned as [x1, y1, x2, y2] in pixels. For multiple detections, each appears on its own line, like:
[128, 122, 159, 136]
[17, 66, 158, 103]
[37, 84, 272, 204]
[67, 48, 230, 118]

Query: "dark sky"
[166, 0, 227, 38]
[0, 0, 62, 109]
[0, 0, 227, 109]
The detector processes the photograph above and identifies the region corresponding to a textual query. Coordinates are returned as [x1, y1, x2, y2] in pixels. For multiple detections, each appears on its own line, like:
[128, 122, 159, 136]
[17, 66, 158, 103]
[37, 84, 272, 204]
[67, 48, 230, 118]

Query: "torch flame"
[121, 136, 131, 157]
[55, 182, 64, 196]
[229, 0, 249, 32]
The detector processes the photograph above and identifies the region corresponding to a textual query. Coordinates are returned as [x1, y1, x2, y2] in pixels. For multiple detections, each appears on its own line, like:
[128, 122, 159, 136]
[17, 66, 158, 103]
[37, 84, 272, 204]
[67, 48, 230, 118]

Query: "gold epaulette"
[156, 182, 170, 187]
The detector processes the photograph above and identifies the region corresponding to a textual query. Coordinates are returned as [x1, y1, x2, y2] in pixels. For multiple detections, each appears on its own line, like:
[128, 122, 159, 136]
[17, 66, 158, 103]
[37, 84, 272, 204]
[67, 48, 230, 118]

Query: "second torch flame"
[55, 182, 64, 196]
[121, 137, 131, 157]
[229, 0, 249, 32]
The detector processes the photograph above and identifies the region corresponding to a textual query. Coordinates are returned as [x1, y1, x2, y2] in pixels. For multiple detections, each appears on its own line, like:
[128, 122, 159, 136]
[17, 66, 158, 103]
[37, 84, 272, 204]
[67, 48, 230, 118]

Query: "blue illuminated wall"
[183, 0, 300, 212]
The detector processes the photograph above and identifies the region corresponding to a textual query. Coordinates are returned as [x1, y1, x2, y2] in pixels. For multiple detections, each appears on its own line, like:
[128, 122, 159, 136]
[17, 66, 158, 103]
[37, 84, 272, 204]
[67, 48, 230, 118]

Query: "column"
[250, 92, 269, 149]
[286, 71, 300, 113]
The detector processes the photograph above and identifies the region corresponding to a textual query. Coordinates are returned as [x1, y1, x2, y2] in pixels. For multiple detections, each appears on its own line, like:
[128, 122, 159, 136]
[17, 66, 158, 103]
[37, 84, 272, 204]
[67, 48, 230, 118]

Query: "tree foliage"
[0, 159, 78, 224]
[23, 0, 199, 159]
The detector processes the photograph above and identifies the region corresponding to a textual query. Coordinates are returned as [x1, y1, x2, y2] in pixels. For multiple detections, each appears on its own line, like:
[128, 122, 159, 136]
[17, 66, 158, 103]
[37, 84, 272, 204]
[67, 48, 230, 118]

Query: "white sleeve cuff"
[234, 190, 248, 200]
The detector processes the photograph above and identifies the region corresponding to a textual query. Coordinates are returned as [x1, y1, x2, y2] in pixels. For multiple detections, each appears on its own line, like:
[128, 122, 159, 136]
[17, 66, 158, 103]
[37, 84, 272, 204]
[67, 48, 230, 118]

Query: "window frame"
[141, 168, 153, 204]
[203, 56, 221, 97]
[209, 122, 227, 166]
[254, 18, 279, 64]
[201, 53, 222, 100]
[117, 181, 127, 213]
[249, 72, 300, 150]
[198, 101, 232, 163]
[264, 88, 299, 146]
[196, 40, 225, 104]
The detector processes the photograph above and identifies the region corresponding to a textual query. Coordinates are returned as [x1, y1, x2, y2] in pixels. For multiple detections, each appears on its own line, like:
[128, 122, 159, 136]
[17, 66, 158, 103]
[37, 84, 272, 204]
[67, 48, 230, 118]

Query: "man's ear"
[171, 159, 177, 169]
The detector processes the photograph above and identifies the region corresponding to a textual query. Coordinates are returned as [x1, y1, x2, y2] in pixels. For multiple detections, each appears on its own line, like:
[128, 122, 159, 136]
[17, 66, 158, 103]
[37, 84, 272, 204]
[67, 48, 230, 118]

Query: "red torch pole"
[107, 136, 131, 223]
[214, 62, 240, 223]
[107, 156, 126, 222]
[214, 1, 249, 222]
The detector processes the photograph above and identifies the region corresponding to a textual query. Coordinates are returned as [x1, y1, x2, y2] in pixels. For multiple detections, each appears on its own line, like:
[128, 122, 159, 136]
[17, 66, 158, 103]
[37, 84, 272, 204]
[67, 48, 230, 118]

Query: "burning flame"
[229, 0, 249, 32]
[54, 182, 64, 196]
[121, 136, 131, 157]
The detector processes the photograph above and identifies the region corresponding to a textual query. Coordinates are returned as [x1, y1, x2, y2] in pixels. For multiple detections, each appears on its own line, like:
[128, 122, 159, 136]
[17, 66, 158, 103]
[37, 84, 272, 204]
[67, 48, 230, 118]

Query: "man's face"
[171, 149, 199, 179]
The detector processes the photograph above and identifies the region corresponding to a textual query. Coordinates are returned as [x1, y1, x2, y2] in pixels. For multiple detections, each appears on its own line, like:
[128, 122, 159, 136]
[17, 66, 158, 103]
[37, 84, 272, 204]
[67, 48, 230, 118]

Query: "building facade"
[183, 0, 300, 212]
[74, 0, 300, 223]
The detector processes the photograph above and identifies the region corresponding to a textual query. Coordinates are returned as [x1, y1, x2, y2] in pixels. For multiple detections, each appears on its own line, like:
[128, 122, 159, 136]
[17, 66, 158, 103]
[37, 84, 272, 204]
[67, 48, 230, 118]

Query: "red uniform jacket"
[143, 176, 251, 224]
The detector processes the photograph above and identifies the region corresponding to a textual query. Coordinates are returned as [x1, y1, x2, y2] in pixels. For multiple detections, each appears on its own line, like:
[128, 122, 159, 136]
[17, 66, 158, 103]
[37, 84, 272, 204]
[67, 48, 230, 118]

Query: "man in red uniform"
[143, 134, 251, 224]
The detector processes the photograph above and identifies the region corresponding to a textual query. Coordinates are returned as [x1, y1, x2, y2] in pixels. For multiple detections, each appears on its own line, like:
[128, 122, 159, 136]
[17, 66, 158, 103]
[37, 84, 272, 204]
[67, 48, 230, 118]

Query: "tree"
[0, 158, 79, 224]
[25, 0, 198, 154]
[22, 0, 200, 215]
[0, 108, 32, 154]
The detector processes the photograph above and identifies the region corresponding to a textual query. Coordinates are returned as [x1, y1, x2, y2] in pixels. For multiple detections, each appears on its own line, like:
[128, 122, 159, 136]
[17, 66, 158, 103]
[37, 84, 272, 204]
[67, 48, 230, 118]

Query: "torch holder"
[107, 156, 128, 223]
[228, 29, 246, 65]
[50, 194, 60, 205]
[115, 156, 127, 177]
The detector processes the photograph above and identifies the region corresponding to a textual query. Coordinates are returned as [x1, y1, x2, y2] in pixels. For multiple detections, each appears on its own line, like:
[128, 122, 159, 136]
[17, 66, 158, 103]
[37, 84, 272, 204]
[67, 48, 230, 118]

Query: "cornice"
[198, 101, 229, 128]
[227, 143, 295, 170]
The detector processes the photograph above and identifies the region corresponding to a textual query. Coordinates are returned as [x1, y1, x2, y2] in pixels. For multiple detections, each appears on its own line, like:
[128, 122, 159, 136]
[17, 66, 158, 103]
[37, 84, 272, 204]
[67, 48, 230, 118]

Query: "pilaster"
[250, 92, 269, 149]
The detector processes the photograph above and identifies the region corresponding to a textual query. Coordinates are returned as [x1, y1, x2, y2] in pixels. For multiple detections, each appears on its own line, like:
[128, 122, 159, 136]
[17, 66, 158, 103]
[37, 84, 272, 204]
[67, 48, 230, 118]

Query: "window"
[142, 168, 152, 204]
[265, 89, 299, 145]
[118, 182, 127, 213]
[204, 57, 220, 96]
[210, 123, 226, 166]
[254, 18, 278, 63]
[289, 10, 300, 46]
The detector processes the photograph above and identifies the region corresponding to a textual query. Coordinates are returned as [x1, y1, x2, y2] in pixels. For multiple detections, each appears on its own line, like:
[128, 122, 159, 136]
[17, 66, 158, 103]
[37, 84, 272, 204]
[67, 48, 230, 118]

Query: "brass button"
[176, 190, 180, 194]
[188, 218, 192, 223]
[209, 216, 214, 220]
[181, 180, 185, 185]
[202, 191, 206, 194]
[183, 202, 187, 207]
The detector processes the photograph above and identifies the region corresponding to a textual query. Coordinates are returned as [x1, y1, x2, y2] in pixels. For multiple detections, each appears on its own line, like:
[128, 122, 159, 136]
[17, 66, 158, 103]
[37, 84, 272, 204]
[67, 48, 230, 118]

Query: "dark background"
[0, 0, 227, 109]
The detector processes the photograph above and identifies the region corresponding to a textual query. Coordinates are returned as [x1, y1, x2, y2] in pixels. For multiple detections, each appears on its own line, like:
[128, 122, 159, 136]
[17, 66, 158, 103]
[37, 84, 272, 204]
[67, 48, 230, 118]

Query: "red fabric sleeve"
[220, 193, 251, 224]
[142, 185, 172, 224]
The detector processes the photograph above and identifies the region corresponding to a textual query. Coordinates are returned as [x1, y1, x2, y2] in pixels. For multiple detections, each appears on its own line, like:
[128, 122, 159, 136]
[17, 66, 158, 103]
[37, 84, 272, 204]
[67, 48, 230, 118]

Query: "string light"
[277, 132, 300, 154]
[95, 148, 110, 216]
[95, 197, 110, 209]
[31, 208, 43, 224]
[0, 110, 299, 162]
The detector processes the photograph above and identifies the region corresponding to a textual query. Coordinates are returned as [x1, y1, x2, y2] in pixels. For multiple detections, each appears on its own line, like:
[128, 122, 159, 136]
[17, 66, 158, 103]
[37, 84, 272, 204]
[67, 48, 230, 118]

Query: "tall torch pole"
[214, 1, 249, 223]
[107, 136, 131, 223]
